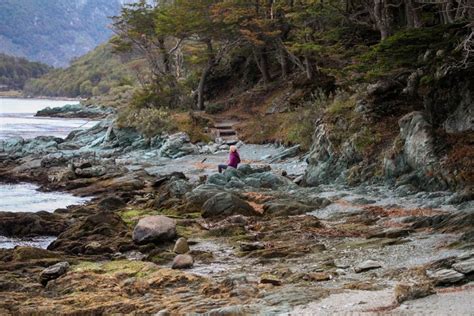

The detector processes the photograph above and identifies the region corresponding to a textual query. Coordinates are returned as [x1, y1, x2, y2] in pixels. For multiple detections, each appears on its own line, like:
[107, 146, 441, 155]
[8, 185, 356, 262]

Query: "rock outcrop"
[39, 262, 69, 286]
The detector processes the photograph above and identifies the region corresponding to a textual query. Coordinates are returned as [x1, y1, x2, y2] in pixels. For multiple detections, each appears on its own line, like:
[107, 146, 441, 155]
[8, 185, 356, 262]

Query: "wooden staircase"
[211, 120, 239, 145]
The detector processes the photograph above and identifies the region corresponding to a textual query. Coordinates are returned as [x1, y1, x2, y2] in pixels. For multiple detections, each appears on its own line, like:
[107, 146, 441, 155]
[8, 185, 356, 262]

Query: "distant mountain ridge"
[0, 0, 133, 67]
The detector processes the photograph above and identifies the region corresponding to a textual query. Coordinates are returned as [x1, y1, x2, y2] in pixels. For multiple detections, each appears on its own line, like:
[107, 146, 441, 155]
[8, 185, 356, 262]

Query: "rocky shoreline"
[0, 111, 473, 314]
[34, 103, 113, 119]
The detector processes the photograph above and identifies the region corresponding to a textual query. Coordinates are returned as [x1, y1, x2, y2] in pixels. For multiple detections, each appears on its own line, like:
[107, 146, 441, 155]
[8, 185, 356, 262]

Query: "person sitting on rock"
[218, 145, 240, 173]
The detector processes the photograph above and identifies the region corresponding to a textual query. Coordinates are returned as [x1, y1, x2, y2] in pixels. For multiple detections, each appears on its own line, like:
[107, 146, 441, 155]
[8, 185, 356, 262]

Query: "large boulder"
[398, 111, 437, 170]
[207, 173, 228, 186]
[452, 258, 474, 274]
[201, 192, 257, 218]
[159, 132, 198, 158]
[237, 164, 271, 176]
[244, 172, 295, 190]
[303, 124, 344, 186]
[185, 184, 222, 209]
[133, 215, 177, 244]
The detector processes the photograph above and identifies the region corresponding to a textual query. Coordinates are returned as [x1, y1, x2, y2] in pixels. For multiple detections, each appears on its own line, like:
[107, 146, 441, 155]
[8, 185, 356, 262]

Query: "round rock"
[133, 215, 176, 244]
[172, 254, 194, 269]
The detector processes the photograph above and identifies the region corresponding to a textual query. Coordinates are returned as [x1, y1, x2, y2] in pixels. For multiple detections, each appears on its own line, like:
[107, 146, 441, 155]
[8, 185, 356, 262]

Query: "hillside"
[23, 43, 141, 104]
[0, 0, 132, 67]
[0, 53, 51, 91]
[110, 1, 473, 192]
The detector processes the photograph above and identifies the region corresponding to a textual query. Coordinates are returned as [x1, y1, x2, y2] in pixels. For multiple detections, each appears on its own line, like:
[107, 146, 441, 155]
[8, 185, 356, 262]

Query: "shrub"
[117, 107, 175, 138]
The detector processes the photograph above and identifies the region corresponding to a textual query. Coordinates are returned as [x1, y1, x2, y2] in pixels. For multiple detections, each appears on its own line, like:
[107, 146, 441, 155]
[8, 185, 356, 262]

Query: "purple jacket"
[228, 151, 241, 168]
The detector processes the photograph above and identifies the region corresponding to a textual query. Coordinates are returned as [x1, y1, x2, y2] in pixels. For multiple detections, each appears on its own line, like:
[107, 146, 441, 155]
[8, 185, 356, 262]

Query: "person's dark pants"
[218, 164, 228, 173]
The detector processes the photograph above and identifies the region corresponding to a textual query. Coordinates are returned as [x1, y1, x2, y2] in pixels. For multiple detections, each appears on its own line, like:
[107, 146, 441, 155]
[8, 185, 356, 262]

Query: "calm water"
[0, 236, 57, 249]
[0, 98, 94, 249]
[0, 98, 98, 139]
[0, 183, 89, 213]
[0, 183, 90, 249]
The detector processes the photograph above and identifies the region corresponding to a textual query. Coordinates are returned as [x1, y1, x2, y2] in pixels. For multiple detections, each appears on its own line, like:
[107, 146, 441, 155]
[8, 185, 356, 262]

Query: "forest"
[24, 43, 138, 102]
[110, 0, 473, 113]
[0, 53, 51, 91]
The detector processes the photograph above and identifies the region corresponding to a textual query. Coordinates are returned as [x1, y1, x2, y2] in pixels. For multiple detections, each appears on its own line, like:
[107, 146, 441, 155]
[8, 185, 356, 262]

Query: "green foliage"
[23, 43, 137, 98]
[356, 24, 466, 79]
[204, 103, 225, 114]
[353, 127, 382, 152]
[326, 94, 355, 115]
[286, 115, 315, 150]
[117, 106, 175, 138]
[0, 53, 51, 90]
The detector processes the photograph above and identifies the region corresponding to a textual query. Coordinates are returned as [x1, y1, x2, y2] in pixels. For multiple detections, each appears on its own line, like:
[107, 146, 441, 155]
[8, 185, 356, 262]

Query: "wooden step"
[218, 129, 236, 137]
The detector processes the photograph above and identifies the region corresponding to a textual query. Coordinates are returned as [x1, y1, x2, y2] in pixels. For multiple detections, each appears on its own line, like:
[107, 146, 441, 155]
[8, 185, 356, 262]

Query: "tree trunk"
[253, 46, 272, 84]
[444, 1, 455, 23]
[197, 64, 212, 111]
[197, 40, 215, 111]
[279, 46, 289, 79]
[158, 37, 171, 73]
[304, 52, 314, 80]
[373, 0, 392, 40]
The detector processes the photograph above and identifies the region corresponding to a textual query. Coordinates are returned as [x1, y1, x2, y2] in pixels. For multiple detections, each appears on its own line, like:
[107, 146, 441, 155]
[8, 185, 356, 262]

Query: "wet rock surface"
[0, 114, 473, 314]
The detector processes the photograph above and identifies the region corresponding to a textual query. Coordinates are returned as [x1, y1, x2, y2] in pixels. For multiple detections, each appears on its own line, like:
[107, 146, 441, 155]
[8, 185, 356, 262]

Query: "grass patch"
[326, 93, 356, 115]
[72, 260, 157, 277]
[118, 209, 157, 227]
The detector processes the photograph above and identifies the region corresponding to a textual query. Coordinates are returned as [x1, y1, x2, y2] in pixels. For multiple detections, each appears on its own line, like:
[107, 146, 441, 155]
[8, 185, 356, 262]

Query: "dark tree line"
[0, 54, 51, 90]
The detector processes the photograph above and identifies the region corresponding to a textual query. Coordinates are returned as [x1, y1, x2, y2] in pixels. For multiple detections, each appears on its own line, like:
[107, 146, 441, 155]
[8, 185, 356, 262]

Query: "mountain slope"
[23, 42, 141, 101]
[0, 0, 130, 67]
